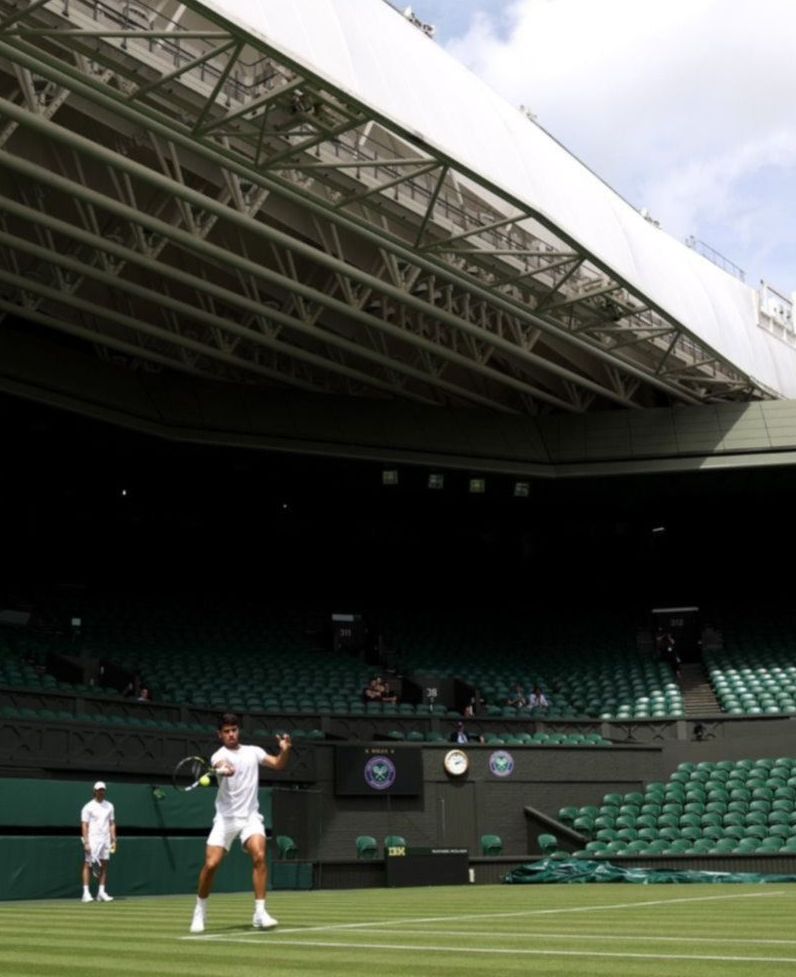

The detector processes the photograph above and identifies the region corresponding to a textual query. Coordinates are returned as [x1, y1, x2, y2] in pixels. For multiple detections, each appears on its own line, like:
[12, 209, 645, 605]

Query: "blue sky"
[403, 0, 795, 297]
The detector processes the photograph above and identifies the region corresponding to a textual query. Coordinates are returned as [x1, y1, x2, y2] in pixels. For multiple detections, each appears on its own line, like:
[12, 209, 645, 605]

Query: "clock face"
[444, 748, 469, 777]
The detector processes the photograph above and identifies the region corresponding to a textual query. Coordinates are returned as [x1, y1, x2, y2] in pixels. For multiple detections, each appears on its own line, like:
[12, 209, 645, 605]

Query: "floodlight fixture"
[428, 473, 444, 490]
[513, 481, 530, 498]
[382, 469, 399, 486]
[469, 478, 486, 494]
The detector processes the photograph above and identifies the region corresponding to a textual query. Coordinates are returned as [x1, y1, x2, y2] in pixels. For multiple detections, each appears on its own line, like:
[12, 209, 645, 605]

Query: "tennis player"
[80, 780, 117, 902]
[190, 713, 292, 934]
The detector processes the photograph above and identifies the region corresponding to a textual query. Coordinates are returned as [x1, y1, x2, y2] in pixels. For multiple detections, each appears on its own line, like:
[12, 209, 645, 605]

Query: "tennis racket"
[89, 850, 103, 879]
[172, 755, 214, 792]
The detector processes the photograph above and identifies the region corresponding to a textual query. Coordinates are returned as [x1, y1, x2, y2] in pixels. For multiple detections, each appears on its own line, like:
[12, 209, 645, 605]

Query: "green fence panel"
[0, 835, 290, 901]
[0, 778, 271, 829]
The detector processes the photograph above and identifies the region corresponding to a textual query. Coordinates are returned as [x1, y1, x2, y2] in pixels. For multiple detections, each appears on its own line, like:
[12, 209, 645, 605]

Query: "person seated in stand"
[450, 720, 484, 744]
[136, 686, 152, 703]
[381, 679, 398, 705]
[363, 677, 382, 703]
[450, 720, 471, 744]
[528, 685, 550, 711]
[506, 683, 527, 708]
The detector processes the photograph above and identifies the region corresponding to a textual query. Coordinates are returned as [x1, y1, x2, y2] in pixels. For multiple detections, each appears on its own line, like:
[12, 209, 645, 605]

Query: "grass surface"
[2, 883, 796, 977]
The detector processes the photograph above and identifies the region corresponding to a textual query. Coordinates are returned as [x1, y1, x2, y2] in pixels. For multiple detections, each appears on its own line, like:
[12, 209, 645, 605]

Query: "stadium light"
[469, 478, 486, 494]
[382, 469, 399, 486]
[428, 473, 444, 490]
[513, 482, 529, 498]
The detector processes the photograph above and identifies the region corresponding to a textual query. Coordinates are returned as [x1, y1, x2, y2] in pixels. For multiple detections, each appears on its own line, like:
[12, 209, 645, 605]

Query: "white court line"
[178, 936, 796, 964]
[307, 927, 796, 947]
[180, 889, 784, 940]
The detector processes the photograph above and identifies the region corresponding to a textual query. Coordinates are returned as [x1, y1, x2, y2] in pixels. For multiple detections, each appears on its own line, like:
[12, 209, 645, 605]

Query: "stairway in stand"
[680, 662, 721, 716]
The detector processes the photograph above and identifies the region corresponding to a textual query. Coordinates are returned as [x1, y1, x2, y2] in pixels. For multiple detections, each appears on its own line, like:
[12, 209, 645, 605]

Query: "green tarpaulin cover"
[504, 857, 796, 885]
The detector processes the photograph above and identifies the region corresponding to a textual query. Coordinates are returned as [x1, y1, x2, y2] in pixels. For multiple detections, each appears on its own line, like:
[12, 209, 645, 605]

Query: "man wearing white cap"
[80, 781, 117, 902]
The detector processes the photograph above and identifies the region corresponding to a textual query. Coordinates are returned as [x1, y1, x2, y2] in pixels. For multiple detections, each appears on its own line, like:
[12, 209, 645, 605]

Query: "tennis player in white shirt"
[190, 712, 291, 934]
[80, 781, 117, 902]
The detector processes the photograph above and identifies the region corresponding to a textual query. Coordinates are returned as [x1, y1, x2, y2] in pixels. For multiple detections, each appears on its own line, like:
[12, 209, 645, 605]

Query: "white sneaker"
[252, 910, 278, 930]
[81, 893, 93, 903]
[190, 907, 206, 934]
[97, 892, 114, 902]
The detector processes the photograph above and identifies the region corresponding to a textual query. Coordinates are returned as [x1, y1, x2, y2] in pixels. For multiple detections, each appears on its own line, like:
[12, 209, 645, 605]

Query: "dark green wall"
[0, 777, 253, 828]
[0, 778, 278, 900]
[0, 836, 258, 900]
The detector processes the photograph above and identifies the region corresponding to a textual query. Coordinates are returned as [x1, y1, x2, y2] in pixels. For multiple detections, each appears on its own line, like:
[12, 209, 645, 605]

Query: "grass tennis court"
[2, 883, 796, 977]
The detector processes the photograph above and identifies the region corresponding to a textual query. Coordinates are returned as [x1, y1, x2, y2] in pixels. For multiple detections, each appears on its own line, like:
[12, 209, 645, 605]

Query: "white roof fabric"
[200, 0, 796, 397]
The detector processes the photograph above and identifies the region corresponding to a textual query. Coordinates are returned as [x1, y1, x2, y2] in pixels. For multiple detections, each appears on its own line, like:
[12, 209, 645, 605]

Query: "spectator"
[528, 685, 549, 711]
[449, 721, 484, 744]
[450, 721, 471, 744]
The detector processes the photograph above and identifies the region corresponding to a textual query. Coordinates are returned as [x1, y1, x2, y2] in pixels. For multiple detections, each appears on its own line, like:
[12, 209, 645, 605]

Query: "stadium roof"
[0, 0, 795, 473]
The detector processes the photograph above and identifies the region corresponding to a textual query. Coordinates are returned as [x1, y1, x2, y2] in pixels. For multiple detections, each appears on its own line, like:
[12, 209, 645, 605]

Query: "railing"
[685, 235, 746, 283]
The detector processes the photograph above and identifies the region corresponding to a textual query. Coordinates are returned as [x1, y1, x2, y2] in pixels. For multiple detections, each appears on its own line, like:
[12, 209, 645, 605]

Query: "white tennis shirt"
[211, 744, 266, 818]
[80, 799, 115, 840]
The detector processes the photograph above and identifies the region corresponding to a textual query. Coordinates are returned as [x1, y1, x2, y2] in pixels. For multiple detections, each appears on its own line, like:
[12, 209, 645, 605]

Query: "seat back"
[356, 835, 379, 859]
[480, 833, 503, 856]
[537, 833, 558, 856]
[277, 835, 298, 860]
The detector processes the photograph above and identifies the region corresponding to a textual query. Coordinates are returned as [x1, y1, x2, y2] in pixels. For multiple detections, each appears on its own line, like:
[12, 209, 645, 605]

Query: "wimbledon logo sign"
[488, 750, 514, 778]
[363, 754, 397, 791]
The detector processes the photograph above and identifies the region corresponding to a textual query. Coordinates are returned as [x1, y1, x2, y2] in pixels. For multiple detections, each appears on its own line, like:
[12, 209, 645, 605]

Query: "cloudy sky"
[405, 0, 795, 296]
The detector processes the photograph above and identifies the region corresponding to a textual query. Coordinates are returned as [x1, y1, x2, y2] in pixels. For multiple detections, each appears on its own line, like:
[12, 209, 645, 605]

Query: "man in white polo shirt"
[190, 712, 291, 934]
[80, 781, 117, 902]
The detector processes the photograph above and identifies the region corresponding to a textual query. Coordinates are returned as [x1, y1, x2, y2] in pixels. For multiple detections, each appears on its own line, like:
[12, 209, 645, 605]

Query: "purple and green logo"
[364, 755, 397, 791]
[488, 750, 514, 778]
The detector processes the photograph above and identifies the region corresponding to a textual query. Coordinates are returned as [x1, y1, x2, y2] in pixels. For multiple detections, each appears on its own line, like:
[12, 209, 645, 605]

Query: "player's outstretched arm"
[263, 734, 292, 770]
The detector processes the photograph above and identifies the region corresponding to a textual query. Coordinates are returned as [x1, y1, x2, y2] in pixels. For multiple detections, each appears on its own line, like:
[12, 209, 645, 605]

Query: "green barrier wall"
[0, 836, 262, 900]
[0, 778, 292, 900]
[0, 778, 271, 829]
[0, 837, 310, 901]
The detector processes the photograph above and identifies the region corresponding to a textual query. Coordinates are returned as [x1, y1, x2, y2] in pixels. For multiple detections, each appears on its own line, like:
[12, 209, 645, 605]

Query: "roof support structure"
[0, 0, 771, 418]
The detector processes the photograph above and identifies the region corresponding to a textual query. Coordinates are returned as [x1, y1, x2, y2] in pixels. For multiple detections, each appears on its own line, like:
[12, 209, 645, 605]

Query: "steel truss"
[0, 0, 770, 415]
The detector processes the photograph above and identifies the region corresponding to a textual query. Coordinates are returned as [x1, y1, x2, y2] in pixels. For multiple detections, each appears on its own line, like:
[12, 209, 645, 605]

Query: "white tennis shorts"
[207, 812, 265, 851]
[84, 839, 112, 862]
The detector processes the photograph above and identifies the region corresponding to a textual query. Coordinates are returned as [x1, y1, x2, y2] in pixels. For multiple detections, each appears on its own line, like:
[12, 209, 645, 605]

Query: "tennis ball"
[199, 774, 211, 787]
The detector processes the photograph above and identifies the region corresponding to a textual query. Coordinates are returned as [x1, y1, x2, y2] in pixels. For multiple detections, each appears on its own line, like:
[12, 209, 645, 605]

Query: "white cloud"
[441, 0, 796, 290]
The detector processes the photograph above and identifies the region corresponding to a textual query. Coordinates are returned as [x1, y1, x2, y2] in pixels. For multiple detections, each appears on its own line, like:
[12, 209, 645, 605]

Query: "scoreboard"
[334, 745, 423, 797]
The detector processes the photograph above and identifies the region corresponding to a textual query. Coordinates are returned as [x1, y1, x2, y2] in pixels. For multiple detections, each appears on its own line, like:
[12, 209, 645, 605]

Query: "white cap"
[93, 781, 106, 791]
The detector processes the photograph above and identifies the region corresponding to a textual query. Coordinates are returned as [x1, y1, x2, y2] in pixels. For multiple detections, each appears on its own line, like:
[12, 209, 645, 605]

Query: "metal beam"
[0, 105, 614, 411]
[0, 31, 755, 406]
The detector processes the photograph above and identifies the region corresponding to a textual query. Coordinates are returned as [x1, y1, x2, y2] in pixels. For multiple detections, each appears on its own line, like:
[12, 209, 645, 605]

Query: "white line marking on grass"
[180, 890, 784, 940]
[327, 928, 796, 948]
[178, 937, 796, 964]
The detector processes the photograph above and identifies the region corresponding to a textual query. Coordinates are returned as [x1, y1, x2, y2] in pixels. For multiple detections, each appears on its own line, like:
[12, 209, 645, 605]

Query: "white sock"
[83, 885, 90, 896]
[98, 885, 106, 895]
[196, 897, 208, 910]
[255, 899, 265, 913]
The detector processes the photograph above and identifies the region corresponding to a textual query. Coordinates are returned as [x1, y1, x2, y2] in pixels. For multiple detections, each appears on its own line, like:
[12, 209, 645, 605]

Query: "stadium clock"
[443, 748, 469, 777]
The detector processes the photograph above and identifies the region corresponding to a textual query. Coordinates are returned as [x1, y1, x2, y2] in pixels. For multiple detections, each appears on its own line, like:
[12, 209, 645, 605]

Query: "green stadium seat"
[355, 835, 379, 860]
[277, 835, 298, 860]
[480, 834, 503, 856]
